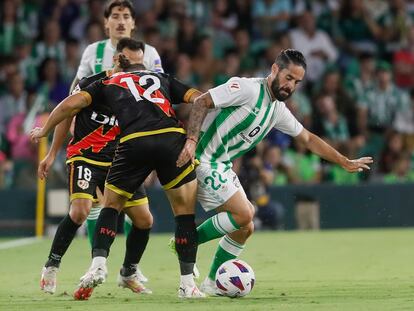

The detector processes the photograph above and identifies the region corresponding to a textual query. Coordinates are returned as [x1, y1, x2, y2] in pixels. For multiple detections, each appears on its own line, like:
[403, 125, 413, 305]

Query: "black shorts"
[67, 160, 147, 207]
[105, 132, 196, 197]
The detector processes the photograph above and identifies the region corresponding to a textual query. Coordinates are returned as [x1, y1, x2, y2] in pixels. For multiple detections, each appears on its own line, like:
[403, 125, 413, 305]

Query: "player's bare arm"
[30, 92, 90, 143]
[296, 128, 373, 173]
[176, 92, 214, 167]
[37, 117, 73, 180]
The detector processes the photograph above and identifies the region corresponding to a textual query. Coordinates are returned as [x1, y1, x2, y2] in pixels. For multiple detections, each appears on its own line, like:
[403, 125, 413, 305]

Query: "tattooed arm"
[176, 92, 215, 167]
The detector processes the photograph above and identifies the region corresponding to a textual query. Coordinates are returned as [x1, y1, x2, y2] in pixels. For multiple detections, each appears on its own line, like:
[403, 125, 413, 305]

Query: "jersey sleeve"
[144, 45, 164, 73]
[76, 44, 95, 80]
[208, 77, 256, 108]
[168, 75, 193, 104]
[273, 102, 304, 137]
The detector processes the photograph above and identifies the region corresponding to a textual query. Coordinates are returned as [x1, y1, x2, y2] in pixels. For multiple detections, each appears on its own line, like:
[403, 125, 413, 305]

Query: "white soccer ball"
[215, 259, 255, 298]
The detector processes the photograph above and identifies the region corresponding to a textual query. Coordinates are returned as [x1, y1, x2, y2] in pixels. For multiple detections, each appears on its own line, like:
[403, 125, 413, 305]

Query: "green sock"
[208, 235, 245, 280]
[124, 214, 132, 236]
[86, 207, 101, 248]
[197, 212, 240, 245]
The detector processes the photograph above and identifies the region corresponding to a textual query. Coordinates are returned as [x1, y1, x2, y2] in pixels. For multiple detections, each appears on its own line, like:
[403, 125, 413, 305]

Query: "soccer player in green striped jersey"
[177, 49, 373, 295]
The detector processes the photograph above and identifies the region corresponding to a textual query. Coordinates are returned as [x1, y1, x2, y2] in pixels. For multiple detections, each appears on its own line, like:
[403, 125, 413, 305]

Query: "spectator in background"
[36, 57, 69, 111]
[286, 91, 313, 130]
[192, 35, 218, 84]
[233, 0, 253, 33]
[289, 10, 338, 89]
[213, 48, 240, 86]
[379, 0, 413, 59]
[383, 152, 414, 183]
[80, 21, 106, 51]
[345, 52, 376, 101]
[313, 67, 360, 138]
[393, 88, 414, 152]
[325, 144, 361, 185]
[357, 61, 409, 158]
[252, 0, 293, 38]
[283, 139, 322, 230]
[60, 38, 80, 85]
[176, 17, 199, 56]
[337, 0, 382, 56]
[263, 144, 288, 186]
[378, 131, 405, 174]
[0, 0, 28, 56]
[32, 20, 65, 66]
[239, 146, 285, 230]
[393, 25, 414, 89]
[233, 28, 256, 74]
[69, 0, 105, 42]
[15, 39, 37, 89]
[0, 72, 27, 135]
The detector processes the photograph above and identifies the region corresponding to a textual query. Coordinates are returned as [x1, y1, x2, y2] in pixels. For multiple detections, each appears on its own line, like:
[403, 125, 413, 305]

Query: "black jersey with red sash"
[80, 70, 194, 142]
[66, 71, 120, 165]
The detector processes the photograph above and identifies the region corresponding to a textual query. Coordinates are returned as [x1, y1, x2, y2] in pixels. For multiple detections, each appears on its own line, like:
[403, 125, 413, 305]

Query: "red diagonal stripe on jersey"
[67, 125, 120, 158]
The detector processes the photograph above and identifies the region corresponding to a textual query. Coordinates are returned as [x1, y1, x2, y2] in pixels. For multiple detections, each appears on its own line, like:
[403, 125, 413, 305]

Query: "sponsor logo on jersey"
[228, 81, 241, 93]
[248, 126, 261, 137]
[239, 132, 252, 144]
[90, 111, 118, 126]
[77, 180, 89, 190]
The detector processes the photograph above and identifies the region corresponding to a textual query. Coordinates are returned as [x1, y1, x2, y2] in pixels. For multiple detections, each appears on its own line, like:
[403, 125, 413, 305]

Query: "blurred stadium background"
[1, 0, 414, 236]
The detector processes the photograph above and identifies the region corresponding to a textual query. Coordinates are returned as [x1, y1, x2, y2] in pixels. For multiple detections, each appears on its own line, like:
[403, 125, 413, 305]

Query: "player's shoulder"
[224, 76, 261, 98]
[81, 40, 107, 56]
[79, 71, 107, 88]
[143, 43, 159, 55]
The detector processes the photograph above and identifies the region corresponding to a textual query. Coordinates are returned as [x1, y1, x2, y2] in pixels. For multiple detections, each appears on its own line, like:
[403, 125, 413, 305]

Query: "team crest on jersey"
[228, 81, 241, 93]
[77, 180, 89, 190]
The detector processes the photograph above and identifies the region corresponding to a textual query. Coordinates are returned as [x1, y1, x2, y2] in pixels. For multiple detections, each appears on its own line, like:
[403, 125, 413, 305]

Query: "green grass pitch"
[0, 229, 413, 311]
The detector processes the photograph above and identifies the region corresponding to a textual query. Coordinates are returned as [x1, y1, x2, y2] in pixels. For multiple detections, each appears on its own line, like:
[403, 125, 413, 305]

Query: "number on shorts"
[77, 165, 92, 181]
[204, 170, 227, 191]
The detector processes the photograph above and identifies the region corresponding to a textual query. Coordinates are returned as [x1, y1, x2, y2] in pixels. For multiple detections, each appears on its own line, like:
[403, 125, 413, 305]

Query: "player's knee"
[133, 213, 153, 229]
[234, 207, 254, 227]
[244, 221, 255, 238]
[69, 200, 91, 223]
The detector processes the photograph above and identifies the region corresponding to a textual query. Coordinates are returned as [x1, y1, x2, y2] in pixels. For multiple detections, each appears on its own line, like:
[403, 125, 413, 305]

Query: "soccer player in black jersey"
[31, 38, 204, 299]
[38, 42, 152, 295]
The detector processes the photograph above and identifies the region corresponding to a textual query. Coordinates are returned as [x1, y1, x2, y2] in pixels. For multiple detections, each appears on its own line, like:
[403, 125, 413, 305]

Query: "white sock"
[91, 256, 106, 269]
[180, 273, 194, 286]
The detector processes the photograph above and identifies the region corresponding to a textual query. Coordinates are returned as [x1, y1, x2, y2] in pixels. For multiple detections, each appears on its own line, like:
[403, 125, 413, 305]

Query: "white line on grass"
[0, 237, 41, 250]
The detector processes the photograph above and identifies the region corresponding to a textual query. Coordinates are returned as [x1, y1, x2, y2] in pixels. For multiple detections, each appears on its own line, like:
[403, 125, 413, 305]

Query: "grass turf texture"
[0, 229, 413, 311]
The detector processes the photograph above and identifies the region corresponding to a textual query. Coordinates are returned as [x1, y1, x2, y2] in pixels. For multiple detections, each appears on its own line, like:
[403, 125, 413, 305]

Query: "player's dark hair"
[104, 0, 136, 19]
[116, 37, 145, 53]
[275, 49, 307, 71]
[116, 38, 145, 70]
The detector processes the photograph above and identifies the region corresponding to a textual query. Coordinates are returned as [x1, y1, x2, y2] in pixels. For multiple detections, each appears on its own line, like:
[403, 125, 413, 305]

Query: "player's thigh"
[105, 141, 152, 203]
[165, 179, 198, 216]
[153, 133, 196, 190]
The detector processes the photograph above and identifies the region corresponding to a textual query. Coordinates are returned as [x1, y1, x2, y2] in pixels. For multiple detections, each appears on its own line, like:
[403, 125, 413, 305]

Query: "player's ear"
[271, 63, 279, 75]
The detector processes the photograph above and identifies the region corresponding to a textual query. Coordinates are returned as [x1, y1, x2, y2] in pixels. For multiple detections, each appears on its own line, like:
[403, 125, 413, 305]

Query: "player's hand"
[38, 153, 55, 180]
[340, 157, 373, 173]
[30, 127, 46, 143]
[176, 138, 197, 167]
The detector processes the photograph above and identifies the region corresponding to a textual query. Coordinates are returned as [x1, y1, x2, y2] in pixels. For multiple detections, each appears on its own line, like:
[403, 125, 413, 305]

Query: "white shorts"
[196, 163, 247, 212]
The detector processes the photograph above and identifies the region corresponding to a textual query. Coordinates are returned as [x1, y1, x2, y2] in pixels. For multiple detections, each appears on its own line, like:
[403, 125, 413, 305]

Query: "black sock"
[92, 207, 119, 258]
[45, 214, 81, 268]
[121, 226, 151, 276]
[175, 214, 197, 275]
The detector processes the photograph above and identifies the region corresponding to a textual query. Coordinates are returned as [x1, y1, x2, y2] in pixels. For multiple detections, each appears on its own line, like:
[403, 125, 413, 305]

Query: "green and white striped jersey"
[76, 39, 163, 80]
[196, 77, 303, 168]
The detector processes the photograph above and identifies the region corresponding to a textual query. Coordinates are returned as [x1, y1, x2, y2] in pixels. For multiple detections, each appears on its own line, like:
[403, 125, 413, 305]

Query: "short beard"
[271, 74, 292, 101]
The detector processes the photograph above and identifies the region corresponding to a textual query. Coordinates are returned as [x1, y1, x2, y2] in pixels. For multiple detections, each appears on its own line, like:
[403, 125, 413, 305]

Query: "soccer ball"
[215, 259, 255, 298]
